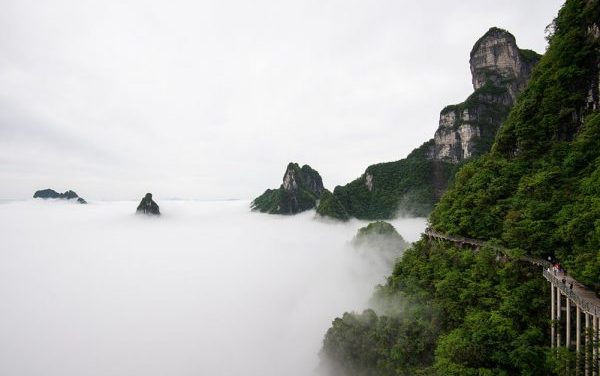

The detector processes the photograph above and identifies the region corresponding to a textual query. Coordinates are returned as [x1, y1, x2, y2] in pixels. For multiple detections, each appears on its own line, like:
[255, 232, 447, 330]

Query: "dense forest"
[322, 0, 600, 374]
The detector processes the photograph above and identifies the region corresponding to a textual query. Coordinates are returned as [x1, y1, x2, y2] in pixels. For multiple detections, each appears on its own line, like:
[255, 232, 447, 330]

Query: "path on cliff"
[423, 228, 600, 316]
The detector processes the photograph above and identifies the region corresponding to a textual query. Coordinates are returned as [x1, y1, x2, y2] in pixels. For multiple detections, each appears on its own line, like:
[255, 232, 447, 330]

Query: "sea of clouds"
[0, 199, 426, 376]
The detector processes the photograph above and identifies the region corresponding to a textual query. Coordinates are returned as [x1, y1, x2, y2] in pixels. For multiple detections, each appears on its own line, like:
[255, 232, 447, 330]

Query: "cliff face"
[252, 162, 325, 214]
[431, 28, 540, 163]
[319, 27, 540, 220]
[470, 28, 538, 101]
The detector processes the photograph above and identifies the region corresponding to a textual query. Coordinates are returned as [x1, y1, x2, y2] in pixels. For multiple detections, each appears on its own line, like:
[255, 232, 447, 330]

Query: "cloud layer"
[0, 199, 426, 375]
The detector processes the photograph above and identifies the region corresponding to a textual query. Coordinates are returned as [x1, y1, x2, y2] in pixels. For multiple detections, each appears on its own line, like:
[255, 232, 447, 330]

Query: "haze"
[0, 199, 426, 376]
[0, 0, 562, 200]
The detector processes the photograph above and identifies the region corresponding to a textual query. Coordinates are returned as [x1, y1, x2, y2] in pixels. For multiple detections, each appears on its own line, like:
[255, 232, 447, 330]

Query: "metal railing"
[543, 269, 600, 317]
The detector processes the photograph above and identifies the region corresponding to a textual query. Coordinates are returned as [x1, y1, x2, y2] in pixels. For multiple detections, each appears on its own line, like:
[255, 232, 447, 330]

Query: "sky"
[0, 0, 564, 200]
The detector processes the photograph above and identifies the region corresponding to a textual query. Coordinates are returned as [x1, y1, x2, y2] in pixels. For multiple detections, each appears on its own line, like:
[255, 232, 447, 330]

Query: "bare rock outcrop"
[431, 27, 540, 163]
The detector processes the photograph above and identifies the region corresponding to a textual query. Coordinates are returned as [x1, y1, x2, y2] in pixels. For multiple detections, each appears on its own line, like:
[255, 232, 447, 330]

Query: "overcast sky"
[0, 0, 563, 200]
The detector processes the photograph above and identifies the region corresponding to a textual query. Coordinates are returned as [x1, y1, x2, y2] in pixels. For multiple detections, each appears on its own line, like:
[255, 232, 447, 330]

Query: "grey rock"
[136, 193, 160, 215]
[33, 188, 87, 204]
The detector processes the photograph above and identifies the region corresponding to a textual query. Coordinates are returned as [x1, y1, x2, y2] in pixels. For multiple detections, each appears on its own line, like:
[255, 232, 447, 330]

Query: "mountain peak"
[469, 26, 541, 100]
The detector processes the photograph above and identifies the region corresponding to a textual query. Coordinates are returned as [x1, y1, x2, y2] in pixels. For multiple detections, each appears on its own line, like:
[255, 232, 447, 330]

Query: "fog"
[0, 199, 426, 376]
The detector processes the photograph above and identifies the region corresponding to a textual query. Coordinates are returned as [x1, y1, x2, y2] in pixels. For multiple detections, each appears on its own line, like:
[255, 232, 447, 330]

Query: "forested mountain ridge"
[317, 28, 540, 220]
[321, 0, 600, 374]
[251, 162, 325, 214]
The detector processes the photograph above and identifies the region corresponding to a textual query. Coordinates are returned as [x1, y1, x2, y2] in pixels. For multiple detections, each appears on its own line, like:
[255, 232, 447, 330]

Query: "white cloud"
[0, 199, 426, 375]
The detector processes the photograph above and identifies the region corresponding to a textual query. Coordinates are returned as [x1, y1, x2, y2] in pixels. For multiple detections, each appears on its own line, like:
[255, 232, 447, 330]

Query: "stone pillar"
[552, 283, 556, 348]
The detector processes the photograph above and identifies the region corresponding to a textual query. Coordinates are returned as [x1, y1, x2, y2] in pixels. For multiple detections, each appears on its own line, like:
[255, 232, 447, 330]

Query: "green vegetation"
[316, 189, 350, 220]
[322, 241, 551, 375]
[352, 221, 410, 255]
[322, 1, 600, 374]
[355, 221, 402, 238]
[319, 141, 458, 219]
[251, 162, 325, 214]
[520, 48, 543, 64]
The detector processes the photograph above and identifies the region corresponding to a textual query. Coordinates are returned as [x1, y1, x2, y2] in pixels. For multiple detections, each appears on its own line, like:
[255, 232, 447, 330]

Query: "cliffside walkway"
[424, 228, 600, 374]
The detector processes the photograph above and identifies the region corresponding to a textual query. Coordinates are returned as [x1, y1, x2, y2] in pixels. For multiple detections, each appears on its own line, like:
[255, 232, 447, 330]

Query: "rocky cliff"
[318, 27, 540, 219]
[431, 27, 540, 163]
[252, 163, 325, 214]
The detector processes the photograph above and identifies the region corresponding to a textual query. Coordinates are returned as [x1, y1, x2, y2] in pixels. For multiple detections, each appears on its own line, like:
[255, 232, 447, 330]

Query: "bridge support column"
[568, 298, 572, 349]
[552, 283, 556, 348]
[586, 312, 590, 376]
[597, 316, 600, 376]
[578, 306, 582, 375]
[558, 288, 562, 348]
[592, 316, 598, 376]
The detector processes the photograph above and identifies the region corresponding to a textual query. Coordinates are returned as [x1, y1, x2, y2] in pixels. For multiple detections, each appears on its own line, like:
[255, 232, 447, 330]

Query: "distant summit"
[33, 189, 87, 204]
[136, 193, 160, 216]
[252, 162, 325, 214]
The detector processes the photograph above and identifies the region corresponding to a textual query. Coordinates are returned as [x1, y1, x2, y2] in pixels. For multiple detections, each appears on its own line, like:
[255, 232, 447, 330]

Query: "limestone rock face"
[431, 27, 540, 164]
[470, 27, 538, 101]
[282, 163, 324, 196]
[33, 188, 87, 204]
[136, 193, 160, 215]
[252, 162, 325, 215]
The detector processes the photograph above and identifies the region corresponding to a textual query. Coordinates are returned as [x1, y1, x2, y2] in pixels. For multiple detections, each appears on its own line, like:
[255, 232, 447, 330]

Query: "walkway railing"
[424, 228, 599, 315]
[543, 269, 600, 317]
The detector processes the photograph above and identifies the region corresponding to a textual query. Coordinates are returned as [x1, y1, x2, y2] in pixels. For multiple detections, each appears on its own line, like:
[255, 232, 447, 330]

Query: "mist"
[0, 199, 425, 376]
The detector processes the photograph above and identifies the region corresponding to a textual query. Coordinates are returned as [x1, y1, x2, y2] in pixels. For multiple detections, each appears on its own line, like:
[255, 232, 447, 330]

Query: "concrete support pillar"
[578, 306, 582, 375]
[567, 298, 571, 349]
[552, 283, 556, 348]
[578, 306, 582, 352]
[586, 313, 590, 376]
[558, 289, 562, 348]
[594, 315, 598, 376]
